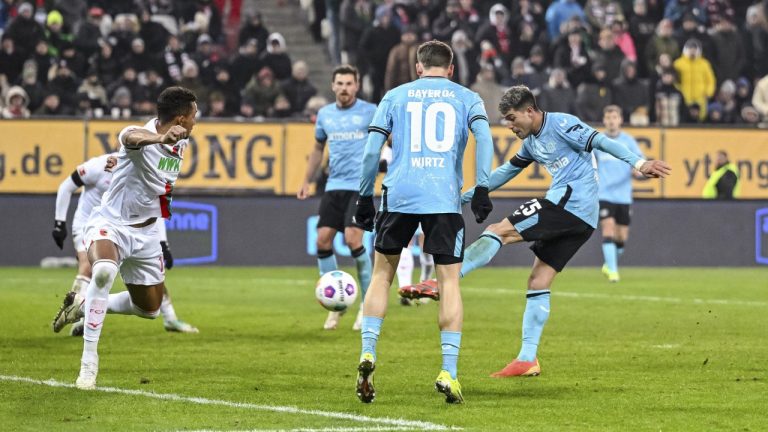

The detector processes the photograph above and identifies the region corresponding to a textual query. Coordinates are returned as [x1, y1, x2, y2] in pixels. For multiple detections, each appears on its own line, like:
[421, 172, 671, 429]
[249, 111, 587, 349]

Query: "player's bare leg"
[317, 226, 343, 329]
[492, 257, 556, 378]
[344, 227, 371, 330]
[600, 217, 620, 282]
[434, 262, 464, 403]
[357, 252, 399, 403]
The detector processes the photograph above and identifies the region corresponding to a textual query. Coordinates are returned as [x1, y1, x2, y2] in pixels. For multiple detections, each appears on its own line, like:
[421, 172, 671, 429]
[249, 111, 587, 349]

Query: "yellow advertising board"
[0, 120, 84, 193]
[86, 120, 285, 194]
[663, 128, 768, 199]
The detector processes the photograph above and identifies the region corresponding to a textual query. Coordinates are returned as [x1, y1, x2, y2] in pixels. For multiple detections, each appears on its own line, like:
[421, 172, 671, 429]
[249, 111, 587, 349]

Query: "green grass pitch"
[1, 266, 766, 431]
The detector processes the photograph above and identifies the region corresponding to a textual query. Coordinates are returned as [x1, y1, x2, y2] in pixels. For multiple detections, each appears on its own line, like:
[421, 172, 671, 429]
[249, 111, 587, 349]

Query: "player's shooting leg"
[460, 218, 523, 278]
[124, 282, 163, 319]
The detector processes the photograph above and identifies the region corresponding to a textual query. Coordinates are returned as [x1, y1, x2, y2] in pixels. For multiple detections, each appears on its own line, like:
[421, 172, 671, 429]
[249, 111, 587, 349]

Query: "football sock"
[82, 260, 118, 362]
[517, 290, 550, 362]
[420, 252, 434, 281]
[360, 316, 383, 361]
[460, 231, 502, 278]
[615, 241, 625, 260]
[351, 246, 372, 300]
[317, 249, 337, 275]
[440, 331, 461, 379]
[602, 237, 618, 273]
[71, 275, 90, 295]
[160, 293, 178, 322]
[396, 248, 414, 287]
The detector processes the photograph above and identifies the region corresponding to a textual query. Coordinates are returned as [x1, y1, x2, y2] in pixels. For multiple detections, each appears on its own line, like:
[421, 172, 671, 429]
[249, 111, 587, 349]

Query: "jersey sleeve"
[76, 156, 105, 186]
[314, 109, 327, 143]
[368, 94, 393, 137]
[467, 93, 489, 128]
[511, 140, 535, 167]
[117, 125, 144, 150]
[553, 113, 600, 152]
[627, 136, 645, 159]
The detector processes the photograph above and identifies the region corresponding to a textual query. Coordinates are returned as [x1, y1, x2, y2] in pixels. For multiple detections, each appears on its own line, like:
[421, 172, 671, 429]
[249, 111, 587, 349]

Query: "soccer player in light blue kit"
[406, 86, 670, 377]
[595, 105, 645, 283]
[353, 41, 494, 404]
[298, 65, 377, 331]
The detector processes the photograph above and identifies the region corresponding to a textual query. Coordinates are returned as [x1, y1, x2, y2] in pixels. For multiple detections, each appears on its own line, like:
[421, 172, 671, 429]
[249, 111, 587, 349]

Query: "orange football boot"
[490, 358, 541, 377]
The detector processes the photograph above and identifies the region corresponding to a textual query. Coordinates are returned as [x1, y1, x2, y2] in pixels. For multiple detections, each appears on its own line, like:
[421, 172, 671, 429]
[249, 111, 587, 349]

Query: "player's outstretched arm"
[354, 132, 388, 231]
[122, 126, 188, 149]
[52, 172, 82, 249]
[461, 160, 525, 205]
[469, 117, 494, 222]
[297, 141, 326, 199]
[591, 134, 671, 178]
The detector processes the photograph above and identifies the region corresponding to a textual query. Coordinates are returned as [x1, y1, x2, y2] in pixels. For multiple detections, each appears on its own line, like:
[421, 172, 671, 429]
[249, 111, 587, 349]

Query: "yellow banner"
[0, 120, 84, 193]
[663, 128, 768, 198]
[86, 120, 285, 193]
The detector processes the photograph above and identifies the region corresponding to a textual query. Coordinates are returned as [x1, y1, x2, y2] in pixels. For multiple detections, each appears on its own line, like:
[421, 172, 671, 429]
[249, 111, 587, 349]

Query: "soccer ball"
[316, 270, 358, 312]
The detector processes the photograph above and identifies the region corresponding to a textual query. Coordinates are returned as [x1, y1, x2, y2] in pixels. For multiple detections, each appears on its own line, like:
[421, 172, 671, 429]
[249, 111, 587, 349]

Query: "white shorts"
[84, 212, 165, 285]
[72, 225, 86, 253]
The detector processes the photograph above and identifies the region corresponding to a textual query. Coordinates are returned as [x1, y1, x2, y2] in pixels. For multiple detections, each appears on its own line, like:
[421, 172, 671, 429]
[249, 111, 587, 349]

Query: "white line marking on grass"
[466, 287, 767, 307]
[651, 344, 681, 349]
[0, 375, 459, 431]
[181, 427, 419, 432]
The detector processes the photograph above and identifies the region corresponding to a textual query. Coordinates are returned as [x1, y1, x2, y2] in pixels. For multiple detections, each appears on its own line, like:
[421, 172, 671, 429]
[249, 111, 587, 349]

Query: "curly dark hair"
[498, 85, 539, 115]
[157, 86, 197, 123]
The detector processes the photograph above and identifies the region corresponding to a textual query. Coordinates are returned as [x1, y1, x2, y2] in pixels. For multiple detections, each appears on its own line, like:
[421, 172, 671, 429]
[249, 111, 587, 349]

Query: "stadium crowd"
[1, 0, 768, 126]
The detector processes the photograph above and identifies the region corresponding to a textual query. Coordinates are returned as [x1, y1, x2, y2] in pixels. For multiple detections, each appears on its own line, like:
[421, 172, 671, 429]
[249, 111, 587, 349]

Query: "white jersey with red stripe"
[71, 153, 117, 233]
[97, 118, 186, 225]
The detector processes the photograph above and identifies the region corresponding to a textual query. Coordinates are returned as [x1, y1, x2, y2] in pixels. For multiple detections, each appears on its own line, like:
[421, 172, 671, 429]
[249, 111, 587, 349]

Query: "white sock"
[71, 276, 90, 295]
[397, 248, 414, 288]
[107, 291, 134, 314]
[82, 260, 118, 363]
[160, 293, 177, 322]
[419, 252, 434, 281]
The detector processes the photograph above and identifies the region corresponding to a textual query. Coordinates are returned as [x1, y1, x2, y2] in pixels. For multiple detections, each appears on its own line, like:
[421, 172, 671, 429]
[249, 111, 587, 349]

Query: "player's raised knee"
[92, 260, 118, 288]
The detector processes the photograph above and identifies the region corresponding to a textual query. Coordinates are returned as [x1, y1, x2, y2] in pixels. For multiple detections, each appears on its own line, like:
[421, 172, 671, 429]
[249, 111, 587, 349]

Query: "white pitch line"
[181, 427, 419, 432]
[0, 375, 459, 431]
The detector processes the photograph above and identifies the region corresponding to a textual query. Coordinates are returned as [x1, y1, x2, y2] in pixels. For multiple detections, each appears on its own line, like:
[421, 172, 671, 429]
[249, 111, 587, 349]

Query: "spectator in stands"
[470, 64, 504, 124]
[475, 4, 513, 66]
[61, 42, 88, 79]
[644, 19, 679, 80]
[72, 8, 106, 58]
[414, 11, 435, 42]
[744, 4, 768, 80]
[229, 38, 262, 89]
[612, 59, 650, 123]
[458, 0, 482, 36]
[523, 44, 548, 93]
[191, 34, 218, 85]
[664, 0, 706, 27]
[702, 151, 739, 199]
[752, 73, 768, 121]
[304, 95, 328, 123]
[179, 61, 209, 113]
[122, 38, 157, 75]
[259, 33, 292, 81]
[734, 77, 753, 113]
[272, 93, 293, 118]
[674, 38, 716, 121]
[576, 62, 613, 122]
[450, 30, 478, 87]
[108, 86, 133, 118]
[340, 0, 374, 68]
[611, 18, 637, 62]
[554, 29, 591, 87]
[205, 91, 233, 117]
[654, 67, 685, 125]
[432, 0, 471, 42]
[93, 41, 121, 89]
[35, 93, 70, 115]
[210, 65, 241, 116]
[584, 0, 624, 30]
[674, 12, 713, 60]
[163, 35, 187, 83]
[237, 96, 256, 120]
[53, 0, 87, 34]
[710, 17, 745, 85]
[629, 0, 657, 77]
[138, 8, 170, 52]
[76, 67, 108, 111]
[142, 69, 165, 107]
[281, 60, 317, 116]
[5, 2, 45, 58]
[244, 66, 283, 117]
[44, 10, 74, 58]
[1, 86, 31, 119]
[0, 35, 24, 85]
[107, 66, 141, 101]
[47, 60, 79, 113]
[359, 6, 400, 102]
[108, 13, 140, 62]
[238, 12, 269, 55]
[503, 57, 528, 87]
[594, 27, 627, 84]
[707, 101, 724, 123]
[538, 67, 577, 113]
[20, 62, 45, 112]
[714, 79, 738, 123]
[545, 0, 586, 40]
[385, 27, 419, 91]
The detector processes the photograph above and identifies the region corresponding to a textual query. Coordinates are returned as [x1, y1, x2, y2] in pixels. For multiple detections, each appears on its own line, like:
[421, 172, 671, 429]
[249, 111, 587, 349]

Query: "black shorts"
[599, 201, 631, 226]
[507, 198, 594, 272]
[374, 212, 465, 265]
[317, 190, 361, 231]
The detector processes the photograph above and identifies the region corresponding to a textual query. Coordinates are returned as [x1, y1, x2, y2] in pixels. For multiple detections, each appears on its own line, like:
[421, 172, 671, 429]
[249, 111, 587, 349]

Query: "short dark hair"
[332, 64, 359, 82]
[603, 105, 622, 116]
[498, 85, 539, 115]
[417, 40, 453, 69]
[157, 86, 197, 123]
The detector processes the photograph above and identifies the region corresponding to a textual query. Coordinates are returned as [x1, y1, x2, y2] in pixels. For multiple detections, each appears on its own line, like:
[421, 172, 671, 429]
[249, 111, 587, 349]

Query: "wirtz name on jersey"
[411, 157, 445, 168]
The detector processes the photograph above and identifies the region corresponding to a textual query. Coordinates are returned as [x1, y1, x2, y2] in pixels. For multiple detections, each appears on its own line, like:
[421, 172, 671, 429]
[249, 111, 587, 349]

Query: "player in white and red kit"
[52, 153, 198, 335]
[51, 87, 198, 389]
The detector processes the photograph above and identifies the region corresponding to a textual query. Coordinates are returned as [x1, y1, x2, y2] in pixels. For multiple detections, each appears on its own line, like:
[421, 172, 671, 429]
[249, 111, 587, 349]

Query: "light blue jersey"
[315, 99, 377, 191]
[366, 77, 491, 214]
[594, 131, 644, 205]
